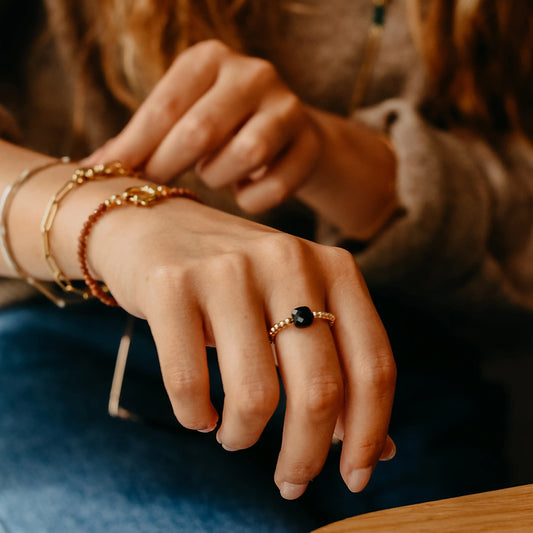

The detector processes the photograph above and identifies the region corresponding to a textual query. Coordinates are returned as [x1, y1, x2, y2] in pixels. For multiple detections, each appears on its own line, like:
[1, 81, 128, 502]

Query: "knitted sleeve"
[322, 99, 533, 323]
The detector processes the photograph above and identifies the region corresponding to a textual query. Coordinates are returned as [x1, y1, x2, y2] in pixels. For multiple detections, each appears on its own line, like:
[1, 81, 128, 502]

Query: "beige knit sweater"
[1, 0, 533, 354]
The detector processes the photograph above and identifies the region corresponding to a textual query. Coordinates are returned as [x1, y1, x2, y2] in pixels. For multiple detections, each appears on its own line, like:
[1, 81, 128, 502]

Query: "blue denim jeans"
[0, 300, 506, 532]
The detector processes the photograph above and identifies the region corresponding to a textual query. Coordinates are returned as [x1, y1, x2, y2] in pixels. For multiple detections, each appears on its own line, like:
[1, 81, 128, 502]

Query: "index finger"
[87, 41, 227, 170]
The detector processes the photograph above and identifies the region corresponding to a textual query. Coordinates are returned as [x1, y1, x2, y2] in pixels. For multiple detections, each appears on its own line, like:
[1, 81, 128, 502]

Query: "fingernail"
[333, 416, 345, 442]
[236, 177, 283, 213]
[280, 482, 308, 500]
[215, 430, 238, 451]
[248, 165, 268, 181]
[197, 423, 217, 434]
[346, 466, 373, 493]
[333, 428, 344, 442]
[198, 414, 218, 434]
[379, 435, 396, 461]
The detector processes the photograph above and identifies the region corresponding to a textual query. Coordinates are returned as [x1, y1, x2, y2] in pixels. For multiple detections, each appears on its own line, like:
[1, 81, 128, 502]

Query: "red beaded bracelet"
[78, 184, 202, 306]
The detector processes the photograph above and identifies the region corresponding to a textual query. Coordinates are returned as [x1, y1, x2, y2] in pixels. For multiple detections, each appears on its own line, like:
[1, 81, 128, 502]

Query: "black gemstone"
[373, 5, 386, 26]
[292, 306, 314, 328]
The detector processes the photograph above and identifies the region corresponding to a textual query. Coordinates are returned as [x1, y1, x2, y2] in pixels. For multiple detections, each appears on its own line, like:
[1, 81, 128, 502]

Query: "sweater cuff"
[329, 99, 491, 294]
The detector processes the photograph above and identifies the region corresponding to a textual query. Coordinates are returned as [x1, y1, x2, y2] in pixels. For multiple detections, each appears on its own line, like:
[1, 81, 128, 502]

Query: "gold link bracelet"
[0, 157, 71, 307]
[41, 161, 141, 299]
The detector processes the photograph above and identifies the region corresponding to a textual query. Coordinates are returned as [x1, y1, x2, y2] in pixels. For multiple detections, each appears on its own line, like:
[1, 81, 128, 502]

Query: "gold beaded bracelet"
[0, 157, 71, 307]
[41, 161, 141, 299]
[78, 184, 202, 306]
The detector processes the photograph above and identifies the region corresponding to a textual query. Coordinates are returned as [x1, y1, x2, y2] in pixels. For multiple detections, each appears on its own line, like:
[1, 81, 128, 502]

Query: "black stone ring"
[268, 306, 336, 343]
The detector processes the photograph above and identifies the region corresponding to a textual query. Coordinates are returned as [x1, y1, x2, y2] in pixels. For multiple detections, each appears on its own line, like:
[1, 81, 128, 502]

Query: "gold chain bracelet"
[0, 157, 71, 307]
[78, 184, 202, 306]
[41, 161, 141, 299]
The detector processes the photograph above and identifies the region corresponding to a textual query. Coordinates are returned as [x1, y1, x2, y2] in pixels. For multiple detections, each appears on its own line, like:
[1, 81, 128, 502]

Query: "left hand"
[85, 39, 321, 213]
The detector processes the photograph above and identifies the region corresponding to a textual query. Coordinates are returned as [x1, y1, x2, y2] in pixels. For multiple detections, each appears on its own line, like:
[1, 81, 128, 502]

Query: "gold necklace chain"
[349, 0, 388, 113]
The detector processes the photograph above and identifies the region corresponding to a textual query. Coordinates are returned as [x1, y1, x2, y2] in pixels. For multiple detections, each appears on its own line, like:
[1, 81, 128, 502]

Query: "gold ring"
[269, 306, 336, 343]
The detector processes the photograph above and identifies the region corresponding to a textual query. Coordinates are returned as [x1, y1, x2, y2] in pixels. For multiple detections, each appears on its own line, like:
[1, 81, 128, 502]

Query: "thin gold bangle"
[41, 161, 141, 299]
[0, 157, 71, 307]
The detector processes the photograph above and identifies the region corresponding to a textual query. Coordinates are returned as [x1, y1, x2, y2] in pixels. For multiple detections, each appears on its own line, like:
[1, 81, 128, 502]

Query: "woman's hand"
[87, 39, 320, 214]
[86, 40, 398, 239]
[0, 140, 395, 500]
[86, 196, 396, 500]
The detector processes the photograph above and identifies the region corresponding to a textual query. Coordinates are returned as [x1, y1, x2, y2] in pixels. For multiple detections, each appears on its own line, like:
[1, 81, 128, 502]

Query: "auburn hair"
[415, 0, 533, 139]
[71, 0, 532, 138]
[85, 0, 274, 111]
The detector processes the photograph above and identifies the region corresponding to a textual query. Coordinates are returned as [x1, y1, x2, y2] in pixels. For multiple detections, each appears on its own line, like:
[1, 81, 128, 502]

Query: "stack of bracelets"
[0, 158, 202, 307]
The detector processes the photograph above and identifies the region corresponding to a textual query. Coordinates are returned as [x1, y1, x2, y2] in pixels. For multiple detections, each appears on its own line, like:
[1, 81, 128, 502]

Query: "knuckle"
[258, 233, 308, 266]
[207, 252, 250, 281]
[193, 39, 230, 60]
[325, 247, 366, 285]
[279, 93, 301, 119]
[246, 58, 278, 86]
[303, 378, 343, 420]
[359, 352, 397, 391]
[172, 39, 229, 82]
[249, 233, 320, 283]
[328, 246, 358, 272]
[165, 368, 205, 404]
[148, 96, 181, 125]
[233, 382, 279, 420]
[180, 113, 217, 152]
[234, 134, 270, 170]
[145, 264, 188, 302]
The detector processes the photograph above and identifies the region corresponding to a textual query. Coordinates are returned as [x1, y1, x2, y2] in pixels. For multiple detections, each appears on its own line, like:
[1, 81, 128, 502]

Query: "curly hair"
[415, 0, 533, 138]
[87, 0, 274, 110]
[51, 0, 532, 139]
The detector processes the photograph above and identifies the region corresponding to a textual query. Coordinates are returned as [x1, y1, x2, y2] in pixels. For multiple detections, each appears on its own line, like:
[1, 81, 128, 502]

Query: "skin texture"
[0, 138, 396, 499]
[87, 198, 397, 499]
[0, 38, 398, 500]
[85, 40, 398, 240]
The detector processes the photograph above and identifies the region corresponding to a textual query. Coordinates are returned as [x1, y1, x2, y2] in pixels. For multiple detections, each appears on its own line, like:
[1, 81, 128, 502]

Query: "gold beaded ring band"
[41, 161, 141, 300]
[269, 306, 336, 343]
[78, 184, 202, 306]
[0, 157, 71, 307]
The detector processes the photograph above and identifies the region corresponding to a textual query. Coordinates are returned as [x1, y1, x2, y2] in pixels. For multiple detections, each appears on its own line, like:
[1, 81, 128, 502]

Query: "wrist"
[78, 186, 203, 305]
[298, 107, 398, 240]
[9, 159, 144, 281]
[54, 175, 147, 280]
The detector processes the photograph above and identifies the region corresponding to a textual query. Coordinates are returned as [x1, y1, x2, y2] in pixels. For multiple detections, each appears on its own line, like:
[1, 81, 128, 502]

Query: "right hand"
[84, 190, 396, 500]
[84, 40, 397, 240]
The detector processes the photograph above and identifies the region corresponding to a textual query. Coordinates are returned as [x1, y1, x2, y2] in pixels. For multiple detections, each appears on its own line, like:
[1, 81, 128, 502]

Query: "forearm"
[298, 107, 398, 241]
[0, 139, 140, 281]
